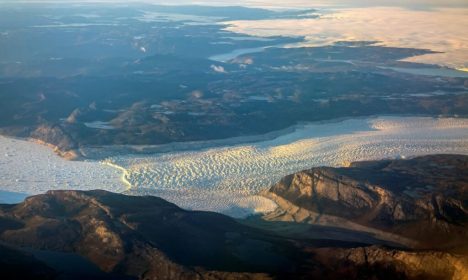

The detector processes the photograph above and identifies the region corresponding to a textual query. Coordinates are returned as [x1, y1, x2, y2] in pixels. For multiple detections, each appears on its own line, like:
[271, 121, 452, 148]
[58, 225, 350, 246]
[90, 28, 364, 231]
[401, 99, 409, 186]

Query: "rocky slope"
[0, 124, 82, 160]
[265, 154, 468, 252]
[309, 246, 468, 280]
[0, 190, 299, 280]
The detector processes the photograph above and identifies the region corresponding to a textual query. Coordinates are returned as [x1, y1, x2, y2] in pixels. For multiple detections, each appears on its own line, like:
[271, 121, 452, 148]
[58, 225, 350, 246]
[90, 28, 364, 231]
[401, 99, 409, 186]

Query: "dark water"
[0, 190, 28, 204]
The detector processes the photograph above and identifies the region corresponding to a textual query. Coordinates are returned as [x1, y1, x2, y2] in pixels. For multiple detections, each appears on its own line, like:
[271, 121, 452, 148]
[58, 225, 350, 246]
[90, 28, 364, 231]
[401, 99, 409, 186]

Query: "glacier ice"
[0, 116, 467, 218]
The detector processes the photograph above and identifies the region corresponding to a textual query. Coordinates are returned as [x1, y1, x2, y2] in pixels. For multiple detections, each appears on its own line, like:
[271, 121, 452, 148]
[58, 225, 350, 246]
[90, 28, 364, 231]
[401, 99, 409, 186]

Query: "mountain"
[263, 154, 468, 252]
[0, 190, 301, 279]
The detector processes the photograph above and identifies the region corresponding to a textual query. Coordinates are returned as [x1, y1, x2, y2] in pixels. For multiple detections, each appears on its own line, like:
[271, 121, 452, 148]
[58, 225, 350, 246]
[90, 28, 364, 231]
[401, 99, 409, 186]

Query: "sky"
[3, 0, 468, 8]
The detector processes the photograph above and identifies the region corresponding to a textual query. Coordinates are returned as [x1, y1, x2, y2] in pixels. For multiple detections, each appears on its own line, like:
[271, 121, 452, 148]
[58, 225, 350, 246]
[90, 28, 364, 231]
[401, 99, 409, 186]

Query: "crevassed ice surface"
[1, 117, 468, 218]
[108, 117, 468, 217]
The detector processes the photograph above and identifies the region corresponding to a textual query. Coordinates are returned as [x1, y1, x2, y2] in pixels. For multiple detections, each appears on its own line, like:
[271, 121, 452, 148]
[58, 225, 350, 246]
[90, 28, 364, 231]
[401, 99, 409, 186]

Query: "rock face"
[267, 154, 468, 251]
[0, 190, 294, 280]
[310, 246, 468, 280]
[30, 124, 81, 159]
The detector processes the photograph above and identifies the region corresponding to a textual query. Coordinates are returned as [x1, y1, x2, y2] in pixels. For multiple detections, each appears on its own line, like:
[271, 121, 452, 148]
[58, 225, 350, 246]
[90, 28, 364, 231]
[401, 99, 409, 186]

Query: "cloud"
[210, 64, 228, 73]
[225, 7, 468, 70]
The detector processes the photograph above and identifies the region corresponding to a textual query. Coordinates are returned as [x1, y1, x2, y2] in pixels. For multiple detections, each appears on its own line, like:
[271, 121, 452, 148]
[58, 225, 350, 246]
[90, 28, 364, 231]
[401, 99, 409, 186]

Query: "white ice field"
[0, 137, 128, 196]
[1, 116, 467, 217]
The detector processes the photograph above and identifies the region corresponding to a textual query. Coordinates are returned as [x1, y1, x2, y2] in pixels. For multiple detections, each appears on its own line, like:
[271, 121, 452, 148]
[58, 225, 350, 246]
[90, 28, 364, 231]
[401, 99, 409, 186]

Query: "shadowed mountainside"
[0, 190, 301, 279]
[264, 154, 468, 252]
[0, 244, 56, 280]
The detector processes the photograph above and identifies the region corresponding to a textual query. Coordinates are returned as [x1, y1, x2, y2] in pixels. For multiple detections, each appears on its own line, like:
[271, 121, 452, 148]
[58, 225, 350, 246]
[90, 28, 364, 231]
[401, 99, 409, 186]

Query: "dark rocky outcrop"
[29, 124, 81, 160]
[309, 246, 468, 280]
[266, 154, 468, 252]
[0, 190, 297, 280]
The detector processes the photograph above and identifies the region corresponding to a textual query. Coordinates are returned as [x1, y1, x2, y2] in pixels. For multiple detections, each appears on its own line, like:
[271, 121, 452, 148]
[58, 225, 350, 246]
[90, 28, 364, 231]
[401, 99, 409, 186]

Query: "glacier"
[0, 116, 467, 218]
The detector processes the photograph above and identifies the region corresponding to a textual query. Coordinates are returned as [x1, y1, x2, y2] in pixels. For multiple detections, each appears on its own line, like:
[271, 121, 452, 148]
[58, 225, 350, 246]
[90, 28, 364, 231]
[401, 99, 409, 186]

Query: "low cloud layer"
[226, 7, 468, 70]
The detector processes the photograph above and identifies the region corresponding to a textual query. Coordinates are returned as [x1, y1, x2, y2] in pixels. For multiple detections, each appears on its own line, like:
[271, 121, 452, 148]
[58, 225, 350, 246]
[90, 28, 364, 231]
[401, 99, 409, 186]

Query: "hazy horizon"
[2, 0, 468, 9]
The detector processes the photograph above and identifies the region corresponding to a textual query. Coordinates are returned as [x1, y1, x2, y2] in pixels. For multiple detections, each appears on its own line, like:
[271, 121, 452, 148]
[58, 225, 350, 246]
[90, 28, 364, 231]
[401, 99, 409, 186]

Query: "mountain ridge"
[264, 154, 468, 252]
